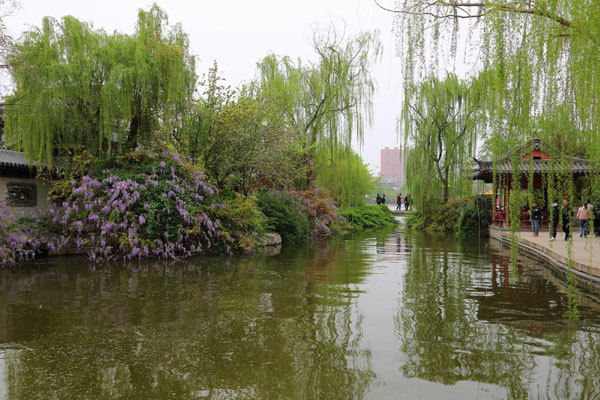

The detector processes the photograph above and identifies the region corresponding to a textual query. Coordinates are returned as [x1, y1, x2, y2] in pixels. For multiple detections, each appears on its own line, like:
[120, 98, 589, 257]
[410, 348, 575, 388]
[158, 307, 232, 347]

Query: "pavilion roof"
[473, 138, 596, 181]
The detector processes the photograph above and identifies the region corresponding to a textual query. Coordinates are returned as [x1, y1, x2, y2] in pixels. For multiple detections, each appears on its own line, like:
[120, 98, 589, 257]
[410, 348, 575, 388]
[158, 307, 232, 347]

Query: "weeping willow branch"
[376, 1, 572, 28]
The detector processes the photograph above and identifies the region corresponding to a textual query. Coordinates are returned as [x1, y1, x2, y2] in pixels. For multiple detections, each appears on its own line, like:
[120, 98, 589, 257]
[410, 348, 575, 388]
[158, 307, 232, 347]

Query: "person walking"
[587, 200, 594, 235]
[549, 202, 559, 241]
[562, 199, 572, 241]
[595, 202, 600, 237]
[382, 194, 386, 205]
[577, 201, 590, 237]
[396, 193, 402, 211]
[376, 194, 381, 205]
[404, 195, 410, 211]
[530, 201, 542, 237]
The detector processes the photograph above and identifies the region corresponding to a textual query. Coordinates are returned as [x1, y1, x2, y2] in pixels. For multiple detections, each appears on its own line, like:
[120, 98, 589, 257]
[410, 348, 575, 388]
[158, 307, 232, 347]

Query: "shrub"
[211, 194, 266, 252]
[337, 205, 397, 230]
[0, 203, 48, 266]
[289, 186, 341, 239]
[405, 201, 460, 233]
[256, 191, 309, 244]
[49, 151, 235, 260]
[456, 195, 492, 237]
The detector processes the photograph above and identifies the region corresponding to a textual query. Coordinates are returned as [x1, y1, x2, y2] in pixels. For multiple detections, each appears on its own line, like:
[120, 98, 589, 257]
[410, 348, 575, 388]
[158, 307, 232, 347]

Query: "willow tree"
[256, 27, 382, 187]
[380, 0, 600, 161]
[403, 74, 480, 210]
[314, 145, 377, 207]
[381, 0, 592, 316]
[4, 4, 195, 166]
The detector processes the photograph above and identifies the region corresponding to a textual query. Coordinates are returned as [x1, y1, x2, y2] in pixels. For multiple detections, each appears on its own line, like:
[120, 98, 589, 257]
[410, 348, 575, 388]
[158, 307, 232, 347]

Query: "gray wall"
[0, 176, 51, 216]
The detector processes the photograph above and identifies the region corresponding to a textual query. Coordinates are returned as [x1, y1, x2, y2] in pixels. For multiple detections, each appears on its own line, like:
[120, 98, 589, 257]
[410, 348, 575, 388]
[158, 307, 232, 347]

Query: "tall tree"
[4, 4, 195, 166]
[379, 0, 600, 159]
[403, 74, 480, 208]
[256, 27, 382, 185]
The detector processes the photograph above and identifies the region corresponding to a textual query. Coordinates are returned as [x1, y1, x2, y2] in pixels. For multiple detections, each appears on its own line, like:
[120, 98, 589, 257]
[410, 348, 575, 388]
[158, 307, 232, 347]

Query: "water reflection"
[398, 232, 600, 399]
[3, 226, 600, 398]
[0, 241, 376, 399]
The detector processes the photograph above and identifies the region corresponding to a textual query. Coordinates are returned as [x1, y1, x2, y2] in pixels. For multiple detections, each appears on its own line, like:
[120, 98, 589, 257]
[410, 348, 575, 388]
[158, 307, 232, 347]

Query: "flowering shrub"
[50, 151, 235, 261]
[289, 186, 342, 239]
[0, 203, 47, 265]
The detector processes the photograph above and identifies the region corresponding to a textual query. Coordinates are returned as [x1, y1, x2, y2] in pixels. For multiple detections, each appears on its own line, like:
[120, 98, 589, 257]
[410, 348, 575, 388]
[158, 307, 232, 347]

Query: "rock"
[261, 232, 282, 247]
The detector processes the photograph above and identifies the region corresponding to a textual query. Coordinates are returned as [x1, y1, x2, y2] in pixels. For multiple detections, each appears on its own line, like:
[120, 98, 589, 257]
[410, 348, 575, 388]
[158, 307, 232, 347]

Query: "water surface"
[1, 224, 600, 399]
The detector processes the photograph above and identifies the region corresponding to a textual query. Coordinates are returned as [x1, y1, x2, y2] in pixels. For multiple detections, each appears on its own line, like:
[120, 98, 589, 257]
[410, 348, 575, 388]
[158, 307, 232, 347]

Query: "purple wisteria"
[0, 202, 48, 266]
[289, 186, 341, 239]
[50, 152, 229, 261]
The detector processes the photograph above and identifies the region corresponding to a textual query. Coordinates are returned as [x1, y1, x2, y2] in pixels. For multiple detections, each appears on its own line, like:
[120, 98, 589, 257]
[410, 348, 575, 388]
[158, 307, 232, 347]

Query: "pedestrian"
[587, 200, 594, 235]
[404, 195, 410, 211]
[576, 201, 590, 237]
[595, 202, 600, 237]
[549, 202, 559, 241]
[382, 194, 386, 205]
[530, 201, 542, 237]
[376, 194, 381, 205]
[396, 193, 402, 211]
[562, 199, 572, 241]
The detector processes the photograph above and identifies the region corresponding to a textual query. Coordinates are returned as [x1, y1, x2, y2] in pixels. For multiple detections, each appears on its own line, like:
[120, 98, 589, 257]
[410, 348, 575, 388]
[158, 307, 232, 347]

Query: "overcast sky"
[4, 0, 405, 172]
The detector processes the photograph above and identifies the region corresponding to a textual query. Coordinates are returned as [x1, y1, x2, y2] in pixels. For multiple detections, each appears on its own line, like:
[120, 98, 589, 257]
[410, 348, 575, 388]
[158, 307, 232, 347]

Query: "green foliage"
[405, 202, 460, 234]
[256, 191, 309, 244]
[256, 28, 381, 184]
[289, 186, 342, 239]
[314, 146, 377, 207]
[456, 195, 492, 238]
[176, 63, 307, 193]
[337, 205, 397, 230]
[402, 74, 480, 210]
[211, 194, 266, 252]
[5, 4, 196, 166]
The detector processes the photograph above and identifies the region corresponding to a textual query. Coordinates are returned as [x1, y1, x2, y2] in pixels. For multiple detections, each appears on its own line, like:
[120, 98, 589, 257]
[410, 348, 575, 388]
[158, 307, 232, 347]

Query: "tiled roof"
[475, 158, 594, 175]
[473, 138, 596, 180]
[0, 149, 32, 169]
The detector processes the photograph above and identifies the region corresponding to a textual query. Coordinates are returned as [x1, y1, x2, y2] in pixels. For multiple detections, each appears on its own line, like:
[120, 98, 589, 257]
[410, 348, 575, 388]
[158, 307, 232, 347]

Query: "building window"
[6, 183, 37, 207]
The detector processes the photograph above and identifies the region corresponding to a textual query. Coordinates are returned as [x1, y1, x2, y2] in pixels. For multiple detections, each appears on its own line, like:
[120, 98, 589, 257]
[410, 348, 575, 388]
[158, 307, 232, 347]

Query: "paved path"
[500, 229, 600, 279]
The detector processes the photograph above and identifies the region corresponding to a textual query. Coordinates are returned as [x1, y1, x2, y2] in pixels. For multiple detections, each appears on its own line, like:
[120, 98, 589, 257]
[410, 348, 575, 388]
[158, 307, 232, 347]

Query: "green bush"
[456, 195, 492, 237]
[337, 205, 397, 230]
[211, 194, 266, 252]
[256, 191, 310, 244]
[405, 201, 460, 233]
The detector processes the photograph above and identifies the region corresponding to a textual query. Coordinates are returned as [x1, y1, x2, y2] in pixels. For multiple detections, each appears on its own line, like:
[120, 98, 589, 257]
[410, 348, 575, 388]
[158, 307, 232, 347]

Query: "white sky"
[4, 0, 405, 172]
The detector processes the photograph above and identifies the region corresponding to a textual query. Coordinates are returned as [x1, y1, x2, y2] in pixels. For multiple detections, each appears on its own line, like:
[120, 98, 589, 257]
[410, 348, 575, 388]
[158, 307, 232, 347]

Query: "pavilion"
[473, 138, 596, 228]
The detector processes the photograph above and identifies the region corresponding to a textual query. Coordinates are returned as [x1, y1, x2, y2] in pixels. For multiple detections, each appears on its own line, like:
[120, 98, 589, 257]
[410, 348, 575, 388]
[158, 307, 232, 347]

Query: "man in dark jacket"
[561, 199, 573, 241]
[549, 202, 559, 241]
[531, 201, 542, 237]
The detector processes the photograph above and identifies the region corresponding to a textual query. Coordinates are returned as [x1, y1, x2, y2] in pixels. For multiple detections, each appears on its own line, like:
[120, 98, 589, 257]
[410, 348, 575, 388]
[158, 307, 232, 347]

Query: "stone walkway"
[498, 228, 600, 283]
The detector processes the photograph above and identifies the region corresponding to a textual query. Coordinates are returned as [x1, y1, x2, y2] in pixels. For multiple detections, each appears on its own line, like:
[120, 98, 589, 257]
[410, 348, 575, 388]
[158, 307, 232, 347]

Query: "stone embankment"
[490, 225, 600, 292]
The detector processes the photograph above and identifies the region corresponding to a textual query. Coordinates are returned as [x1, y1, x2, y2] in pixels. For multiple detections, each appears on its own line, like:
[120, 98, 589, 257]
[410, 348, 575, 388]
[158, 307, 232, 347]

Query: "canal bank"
[490, 225, 600, 292]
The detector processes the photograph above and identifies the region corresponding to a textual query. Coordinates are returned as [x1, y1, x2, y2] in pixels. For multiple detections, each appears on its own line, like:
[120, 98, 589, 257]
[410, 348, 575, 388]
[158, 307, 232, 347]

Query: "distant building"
[380, 146, 405, 184]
